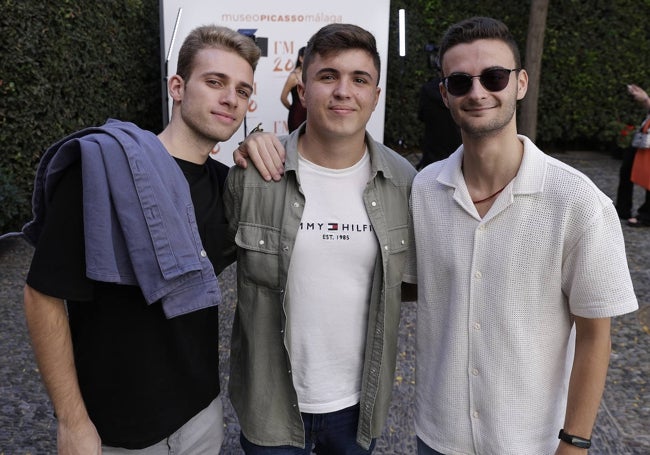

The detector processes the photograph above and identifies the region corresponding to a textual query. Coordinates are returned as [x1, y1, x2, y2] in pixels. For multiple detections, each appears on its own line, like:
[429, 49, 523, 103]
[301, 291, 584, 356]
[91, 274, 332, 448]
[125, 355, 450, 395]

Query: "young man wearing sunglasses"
[402, 16, 637, 455]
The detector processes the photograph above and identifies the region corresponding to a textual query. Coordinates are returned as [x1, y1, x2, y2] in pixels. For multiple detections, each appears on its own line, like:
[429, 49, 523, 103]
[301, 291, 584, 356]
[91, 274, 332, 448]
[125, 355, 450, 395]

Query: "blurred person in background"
[280, 46, 308, 133]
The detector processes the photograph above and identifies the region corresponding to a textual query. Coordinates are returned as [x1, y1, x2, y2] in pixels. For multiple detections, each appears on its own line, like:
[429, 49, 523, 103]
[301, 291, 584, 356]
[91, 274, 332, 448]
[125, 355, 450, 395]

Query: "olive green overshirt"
[224, 126, 416, 450]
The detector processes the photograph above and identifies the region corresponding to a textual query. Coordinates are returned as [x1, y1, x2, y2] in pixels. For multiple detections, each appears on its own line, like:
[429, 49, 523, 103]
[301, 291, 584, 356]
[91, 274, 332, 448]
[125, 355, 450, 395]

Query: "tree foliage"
[384, 0, 650, 153]
[537, 0, 650, 149]
[0, 0, 161, 233]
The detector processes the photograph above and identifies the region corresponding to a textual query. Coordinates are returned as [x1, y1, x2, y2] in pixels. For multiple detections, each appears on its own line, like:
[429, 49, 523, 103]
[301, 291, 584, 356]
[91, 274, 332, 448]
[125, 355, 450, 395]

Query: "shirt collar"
[283, 125, 394, 180]
[437, 134, 546, 196]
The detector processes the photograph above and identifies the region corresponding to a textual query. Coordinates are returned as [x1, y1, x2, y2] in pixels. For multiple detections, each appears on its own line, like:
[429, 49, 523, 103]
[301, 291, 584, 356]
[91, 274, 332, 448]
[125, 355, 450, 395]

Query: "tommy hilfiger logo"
[300, 222, 374, 232]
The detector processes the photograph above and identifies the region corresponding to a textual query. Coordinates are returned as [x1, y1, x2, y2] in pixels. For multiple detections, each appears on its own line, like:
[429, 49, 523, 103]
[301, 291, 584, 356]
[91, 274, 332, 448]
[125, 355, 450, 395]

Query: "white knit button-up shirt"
[404, 136, 638, 455]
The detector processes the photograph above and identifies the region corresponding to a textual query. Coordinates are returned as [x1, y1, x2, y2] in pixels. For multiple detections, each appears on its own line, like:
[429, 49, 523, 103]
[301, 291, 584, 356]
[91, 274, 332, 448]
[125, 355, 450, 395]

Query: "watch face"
[559, 430, 591, 449]
[570, 437, 591, 449]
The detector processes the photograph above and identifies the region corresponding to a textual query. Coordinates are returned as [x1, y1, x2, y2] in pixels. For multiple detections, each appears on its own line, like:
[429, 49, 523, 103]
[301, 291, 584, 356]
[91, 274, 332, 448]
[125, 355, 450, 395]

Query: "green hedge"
[538, 0, 650, 148]
[0, 0, 161, 233]
[385, 0, 527, 151]
[2, 0, 650, 232]
[384, 0, 650, 152]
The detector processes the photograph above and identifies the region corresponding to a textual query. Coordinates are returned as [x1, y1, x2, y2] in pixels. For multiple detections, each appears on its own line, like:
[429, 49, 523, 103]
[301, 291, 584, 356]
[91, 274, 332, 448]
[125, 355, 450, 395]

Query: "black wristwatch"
[558, 429, 592, 449]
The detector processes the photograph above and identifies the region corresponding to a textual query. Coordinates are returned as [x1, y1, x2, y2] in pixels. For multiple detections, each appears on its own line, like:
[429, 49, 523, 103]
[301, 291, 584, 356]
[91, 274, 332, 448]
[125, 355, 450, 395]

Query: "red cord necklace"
[472, 183, 508, 204]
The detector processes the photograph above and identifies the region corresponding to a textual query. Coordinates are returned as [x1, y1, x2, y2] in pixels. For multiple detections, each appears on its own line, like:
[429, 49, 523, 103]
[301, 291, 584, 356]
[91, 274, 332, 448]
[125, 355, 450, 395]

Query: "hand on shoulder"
[233, 132, 286, 181]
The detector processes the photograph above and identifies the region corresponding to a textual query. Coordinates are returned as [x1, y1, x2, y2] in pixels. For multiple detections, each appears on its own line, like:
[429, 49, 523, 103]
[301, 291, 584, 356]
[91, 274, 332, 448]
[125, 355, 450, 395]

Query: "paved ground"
[0, 150, 648, 454]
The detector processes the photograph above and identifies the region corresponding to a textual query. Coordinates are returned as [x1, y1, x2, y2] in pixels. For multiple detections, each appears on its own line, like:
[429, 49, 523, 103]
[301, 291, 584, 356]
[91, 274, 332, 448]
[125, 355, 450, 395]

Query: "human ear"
[168, 74, 185, 102]
[516, 69, 528, 101]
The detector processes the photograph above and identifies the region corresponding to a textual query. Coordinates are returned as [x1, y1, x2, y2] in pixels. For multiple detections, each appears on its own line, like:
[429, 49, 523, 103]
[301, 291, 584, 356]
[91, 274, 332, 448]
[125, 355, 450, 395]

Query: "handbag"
[631, 148, 650, 191]
[631, 131, 650, 148]
[632, 117, 650, 149]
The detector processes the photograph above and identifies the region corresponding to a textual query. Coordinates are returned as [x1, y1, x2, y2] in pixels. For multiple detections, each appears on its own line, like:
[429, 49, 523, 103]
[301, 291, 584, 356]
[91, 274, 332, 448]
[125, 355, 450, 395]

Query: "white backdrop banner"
[160, 0, 391, 166]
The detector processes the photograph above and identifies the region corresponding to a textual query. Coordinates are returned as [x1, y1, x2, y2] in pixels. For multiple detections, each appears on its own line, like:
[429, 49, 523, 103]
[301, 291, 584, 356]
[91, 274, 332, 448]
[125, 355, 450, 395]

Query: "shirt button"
[474, 322, 481, 330]
[474, 271, 482, 279]
[472, 368, 479, 376]
[282, 246, 289, 252]
[384, 245, 389, 251]
[401, 239, 405, 245]
[259, 240, 265, 246]
[478, 225, 486, 231]
[371, 201, 377, 207]
[200, 250, 207, 257]
[293, 202, 300, 208]
[472, 411, 479, 418]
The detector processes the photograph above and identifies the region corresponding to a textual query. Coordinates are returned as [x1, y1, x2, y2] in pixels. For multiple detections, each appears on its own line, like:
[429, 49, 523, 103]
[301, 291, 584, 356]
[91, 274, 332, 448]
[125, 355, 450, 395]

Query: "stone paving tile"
[0, 150, 648, 454]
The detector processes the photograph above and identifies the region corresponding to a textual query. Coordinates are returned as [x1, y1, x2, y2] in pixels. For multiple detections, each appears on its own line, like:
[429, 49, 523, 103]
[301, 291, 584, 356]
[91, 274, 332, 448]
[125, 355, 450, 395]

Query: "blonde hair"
[176, 25, 261, 80]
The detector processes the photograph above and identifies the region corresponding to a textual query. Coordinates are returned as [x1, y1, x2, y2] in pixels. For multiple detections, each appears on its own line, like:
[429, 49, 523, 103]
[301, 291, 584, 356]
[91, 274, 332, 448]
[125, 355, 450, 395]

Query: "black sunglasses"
[443, 68, 520, 97]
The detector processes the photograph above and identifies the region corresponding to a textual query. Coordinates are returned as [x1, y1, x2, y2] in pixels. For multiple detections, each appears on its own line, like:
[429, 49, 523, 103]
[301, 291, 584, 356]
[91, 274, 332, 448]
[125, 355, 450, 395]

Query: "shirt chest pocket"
[235, 223, 282, 290]
[384, 225, 410, 287]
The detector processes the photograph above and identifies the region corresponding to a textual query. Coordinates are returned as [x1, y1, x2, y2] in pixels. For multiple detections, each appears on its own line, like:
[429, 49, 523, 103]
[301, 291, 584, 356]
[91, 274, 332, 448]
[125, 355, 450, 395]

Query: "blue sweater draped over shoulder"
[22, 119, 222, 318]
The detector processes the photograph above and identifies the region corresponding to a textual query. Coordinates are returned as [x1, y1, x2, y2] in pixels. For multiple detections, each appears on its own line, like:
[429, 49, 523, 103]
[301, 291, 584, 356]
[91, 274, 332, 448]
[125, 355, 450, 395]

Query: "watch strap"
[558, 429, 592, 449]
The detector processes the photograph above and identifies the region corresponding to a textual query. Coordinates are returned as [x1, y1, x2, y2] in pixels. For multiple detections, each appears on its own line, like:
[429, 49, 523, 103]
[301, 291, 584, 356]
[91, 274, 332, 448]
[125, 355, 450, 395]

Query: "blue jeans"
[417, 437, 446, 455]
[240, 404, 375, 454]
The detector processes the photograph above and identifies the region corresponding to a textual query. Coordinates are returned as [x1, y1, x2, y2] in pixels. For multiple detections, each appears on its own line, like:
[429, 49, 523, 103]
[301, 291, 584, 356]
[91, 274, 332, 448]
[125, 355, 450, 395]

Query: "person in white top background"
[403, 16, 638, 455]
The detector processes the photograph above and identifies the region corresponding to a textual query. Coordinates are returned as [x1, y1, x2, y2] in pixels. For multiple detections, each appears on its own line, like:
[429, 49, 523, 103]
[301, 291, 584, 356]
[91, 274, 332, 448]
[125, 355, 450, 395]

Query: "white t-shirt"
[286, 151, 377, 414]
[404, 136, 638, 455]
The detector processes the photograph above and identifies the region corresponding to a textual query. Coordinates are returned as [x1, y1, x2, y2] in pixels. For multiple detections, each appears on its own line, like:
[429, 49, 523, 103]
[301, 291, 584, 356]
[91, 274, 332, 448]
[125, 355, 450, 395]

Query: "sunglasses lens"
[480, 69, 511, 92]
[445, 75, 472, 96]
[445, 69, 515, 96]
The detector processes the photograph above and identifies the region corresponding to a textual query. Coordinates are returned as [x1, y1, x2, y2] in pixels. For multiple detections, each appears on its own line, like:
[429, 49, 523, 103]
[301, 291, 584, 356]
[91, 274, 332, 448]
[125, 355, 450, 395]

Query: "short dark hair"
[176, 25, 261, 81]
[302, 23, 381, 85]
[438, 17, 521, 74]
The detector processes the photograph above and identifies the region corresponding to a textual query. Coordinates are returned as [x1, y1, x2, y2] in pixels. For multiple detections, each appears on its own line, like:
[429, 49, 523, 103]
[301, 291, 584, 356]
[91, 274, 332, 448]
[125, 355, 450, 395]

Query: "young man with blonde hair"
[22, 25, 274, 454]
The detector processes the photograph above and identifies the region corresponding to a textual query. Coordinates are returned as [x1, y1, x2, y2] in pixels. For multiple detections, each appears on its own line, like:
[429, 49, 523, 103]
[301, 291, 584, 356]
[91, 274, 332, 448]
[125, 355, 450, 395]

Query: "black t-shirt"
[26, 156, 232, 449]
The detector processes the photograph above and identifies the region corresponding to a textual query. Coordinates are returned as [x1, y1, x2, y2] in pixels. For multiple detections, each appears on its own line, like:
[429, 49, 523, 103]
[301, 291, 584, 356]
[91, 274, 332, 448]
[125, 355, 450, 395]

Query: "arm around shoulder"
[232, 132, 286, 182]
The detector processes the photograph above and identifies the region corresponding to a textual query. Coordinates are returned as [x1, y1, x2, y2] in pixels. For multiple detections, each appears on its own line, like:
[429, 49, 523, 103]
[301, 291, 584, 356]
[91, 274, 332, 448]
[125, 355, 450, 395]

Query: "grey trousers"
[102, 394, 224, 454]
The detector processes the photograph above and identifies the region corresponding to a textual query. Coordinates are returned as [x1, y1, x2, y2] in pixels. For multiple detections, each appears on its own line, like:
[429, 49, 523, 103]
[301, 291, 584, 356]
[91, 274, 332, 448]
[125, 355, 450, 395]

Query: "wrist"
[238, 122, 264, 145]
[558, 443, 589, 454]
[54, 396, 91, 425]
[558, 429, 591, 449]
